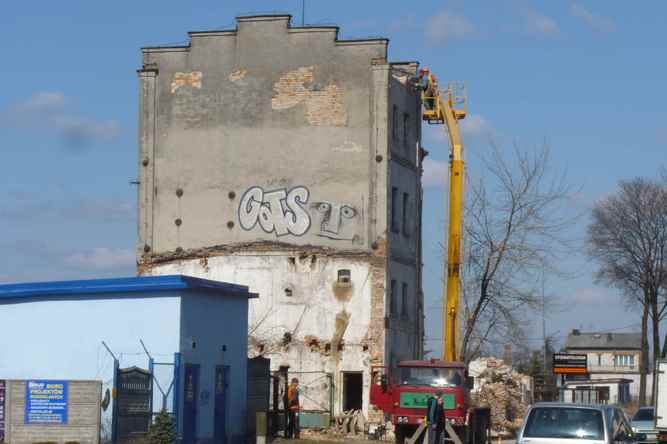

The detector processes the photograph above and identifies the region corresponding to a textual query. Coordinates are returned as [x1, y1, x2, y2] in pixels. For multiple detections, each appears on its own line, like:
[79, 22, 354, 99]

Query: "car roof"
[532, 402, 608, 409]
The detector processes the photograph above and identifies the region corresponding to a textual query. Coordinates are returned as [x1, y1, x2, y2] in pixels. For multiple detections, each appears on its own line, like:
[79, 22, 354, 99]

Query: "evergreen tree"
[148, 410, 176, 444]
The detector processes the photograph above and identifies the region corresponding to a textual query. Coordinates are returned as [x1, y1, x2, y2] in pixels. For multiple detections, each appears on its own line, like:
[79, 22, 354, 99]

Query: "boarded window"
[391, 187, 399, 233]
[401, 283, 408, 318]
[402, 192, 410, 236]
[403, 113, 409, 149]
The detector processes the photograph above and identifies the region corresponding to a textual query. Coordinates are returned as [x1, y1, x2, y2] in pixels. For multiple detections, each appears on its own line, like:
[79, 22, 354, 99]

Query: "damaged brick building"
[136, 14, 425, 417]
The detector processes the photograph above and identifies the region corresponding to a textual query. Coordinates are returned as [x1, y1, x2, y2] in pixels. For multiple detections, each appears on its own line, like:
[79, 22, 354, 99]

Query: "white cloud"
[422, 158, 449, 188]
[571, 288, 609, 306]
[1, 91, 120, 151]
[64, 248, 135, 270]
[570, 3, 616, 34]
[522, 9, 560, 37]
[426, 10, 475, 43]
[17, 91, 67, 111]
[460, 113, 492, 137]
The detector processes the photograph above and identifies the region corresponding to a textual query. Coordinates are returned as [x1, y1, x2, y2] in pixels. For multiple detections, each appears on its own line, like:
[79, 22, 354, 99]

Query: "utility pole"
[542, 268, 547, 376]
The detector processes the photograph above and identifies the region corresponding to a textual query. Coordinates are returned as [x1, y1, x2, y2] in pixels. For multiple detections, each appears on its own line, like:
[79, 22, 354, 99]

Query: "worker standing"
[286, 378, 300, 439]
[416, 67, 437, 111]
[426, 392, 445, 444]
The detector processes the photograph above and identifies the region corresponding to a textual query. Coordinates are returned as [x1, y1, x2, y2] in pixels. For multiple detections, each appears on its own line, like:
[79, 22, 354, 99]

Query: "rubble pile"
[469, 357, 531, 437]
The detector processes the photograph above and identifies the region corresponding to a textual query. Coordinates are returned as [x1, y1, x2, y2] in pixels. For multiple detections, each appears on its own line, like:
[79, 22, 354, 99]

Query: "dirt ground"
[272, 437, 516, 444]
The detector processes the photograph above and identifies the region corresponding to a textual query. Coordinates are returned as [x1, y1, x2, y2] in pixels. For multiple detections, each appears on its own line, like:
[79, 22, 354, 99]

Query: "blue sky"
[1, 1, 666, 355]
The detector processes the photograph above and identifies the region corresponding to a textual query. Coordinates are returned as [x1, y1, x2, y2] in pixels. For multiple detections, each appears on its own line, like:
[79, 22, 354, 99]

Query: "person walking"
[426, 392, 445, 444]
[286, 378, 300, 439]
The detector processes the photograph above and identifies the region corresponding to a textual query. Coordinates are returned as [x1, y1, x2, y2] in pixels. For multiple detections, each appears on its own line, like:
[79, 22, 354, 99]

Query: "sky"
[1, 1, 666, 357]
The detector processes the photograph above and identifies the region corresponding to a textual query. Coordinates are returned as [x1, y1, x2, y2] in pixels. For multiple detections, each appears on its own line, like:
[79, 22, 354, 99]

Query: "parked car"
[631, 407, 658, 443]
[517, 402, 647, 444]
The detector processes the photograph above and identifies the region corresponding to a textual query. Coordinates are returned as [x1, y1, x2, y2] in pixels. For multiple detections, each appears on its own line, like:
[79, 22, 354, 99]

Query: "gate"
[214, 365, 229, 444]
[116, 366, 153, 442]
[247, 357, 270, 441]
[182, 363, 200, 443]
[270, 371, 333, 432]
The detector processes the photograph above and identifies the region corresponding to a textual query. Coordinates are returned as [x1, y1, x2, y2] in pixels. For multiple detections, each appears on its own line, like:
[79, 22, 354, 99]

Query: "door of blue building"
[214, 365, 229, 444]
[183, 364, 200, 443]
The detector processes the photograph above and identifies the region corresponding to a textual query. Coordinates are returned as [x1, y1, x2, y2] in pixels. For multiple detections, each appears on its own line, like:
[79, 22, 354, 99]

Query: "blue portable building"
[0, 275, 257, 443]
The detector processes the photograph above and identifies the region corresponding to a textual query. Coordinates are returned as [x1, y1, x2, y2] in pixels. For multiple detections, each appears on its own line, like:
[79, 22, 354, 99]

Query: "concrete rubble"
[469, 357, 532, 437]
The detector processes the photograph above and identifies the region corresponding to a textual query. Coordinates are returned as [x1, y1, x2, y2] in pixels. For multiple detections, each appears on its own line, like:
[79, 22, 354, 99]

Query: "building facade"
[136, 14, 425, 416]
[564, 330, 646, 402]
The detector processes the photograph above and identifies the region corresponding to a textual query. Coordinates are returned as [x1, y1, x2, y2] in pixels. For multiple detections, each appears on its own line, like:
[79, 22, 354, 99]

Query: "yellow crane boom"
[421, 75, 466, 362]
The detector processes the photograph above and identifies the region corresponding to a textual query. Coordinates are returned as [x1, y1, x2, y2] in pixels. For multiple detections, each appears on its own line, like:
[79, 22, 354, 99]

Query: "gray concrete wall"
[4, 380, 101, 444]
[386, 65, 423, 363]
[138, 15, 390, 256]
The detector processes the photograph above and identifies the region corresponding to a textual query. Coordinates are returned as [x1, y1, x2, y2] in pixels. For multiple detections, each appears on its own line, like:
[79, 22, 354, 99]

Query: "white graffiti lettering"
[238, 186, 310, 236]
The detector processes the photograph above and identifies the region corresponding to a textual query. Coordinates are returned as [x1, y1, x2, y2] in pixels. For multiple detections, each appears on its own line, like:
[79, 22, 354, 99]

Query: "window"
[614, 354, 635, 367]
[403, 113, 409, 149]
[392, 105, 398, 140]
[401, 283, 408, 318]
[523, 407, 604, 440]
[399, 367, 464, 388]
[390, 280, 397, 315]
[402, 192, 410, 236]
[337, 269, 351, 284]
[391, 187, 399, 233]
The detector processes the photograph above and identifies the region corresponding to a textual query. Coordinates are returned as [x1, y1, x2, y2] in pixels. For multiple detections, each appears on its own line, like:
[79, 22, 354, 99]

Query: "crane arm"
[421, 77, 466, 362]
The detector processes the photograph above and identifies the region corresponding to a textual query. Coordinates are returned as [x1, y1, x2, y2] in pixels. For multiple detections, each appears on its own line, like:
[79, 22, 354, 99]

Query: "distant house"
[564, 329, 646, 403]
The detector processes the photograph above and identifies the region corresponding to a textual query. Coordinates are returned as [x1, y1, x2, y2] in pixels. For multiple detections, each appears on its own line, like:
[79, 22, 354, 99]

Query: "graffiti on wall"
[238, 185, 361, 241]
[238, 186, 311, 236]
[311, 201, 359, 241]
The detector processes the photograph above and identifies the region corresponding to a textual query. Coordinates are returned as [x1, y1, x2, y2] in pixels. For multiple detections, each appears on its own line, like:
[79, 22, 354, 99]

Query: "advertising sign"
[0, 380, 5, 442]
[553, 353, 588, 375]
[25, 380, 68, 424]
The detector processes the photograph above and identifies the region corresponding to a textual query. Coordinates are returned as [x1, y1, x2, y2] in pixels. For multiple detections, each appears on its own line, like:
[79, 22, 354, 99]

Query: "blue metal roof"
[0, 275, 257, 302]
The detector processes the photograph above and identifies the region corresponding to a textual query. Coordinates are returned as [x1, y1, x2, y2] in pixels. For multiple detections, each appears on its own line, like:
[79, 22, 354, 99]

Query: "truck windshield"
[523, 407, 604, 440]
[399, 367, 464, 387]
[633, 408, 654, 421]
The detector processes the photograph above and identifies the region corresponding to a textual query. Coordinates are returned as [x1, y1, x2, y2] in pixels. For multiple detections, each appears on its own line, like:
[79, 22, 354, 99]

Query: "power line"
[424, 323, 642, 343]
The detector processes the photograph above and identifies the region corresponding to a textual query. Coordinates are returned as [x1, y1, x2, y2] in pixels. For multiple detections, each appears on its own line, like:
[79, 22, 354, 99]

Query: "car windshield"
[633, 408, 654, 421]
[524, 407, 604, 440]
[399, 367, 463, 387]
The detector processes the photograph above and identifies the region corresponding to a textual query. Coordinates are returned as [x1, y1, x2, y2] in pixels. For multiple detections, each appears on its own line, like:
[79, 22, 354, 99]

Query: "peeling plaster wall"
[143, 253, 377, 415]
[138, 16, 389, 254]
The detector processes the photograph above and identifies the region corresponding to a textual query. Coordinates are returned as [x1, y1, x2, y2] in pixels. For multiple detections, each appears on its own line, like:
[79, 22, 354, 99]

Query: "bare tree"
[586, 177, 667, 405]
[459, 142, 576, 363]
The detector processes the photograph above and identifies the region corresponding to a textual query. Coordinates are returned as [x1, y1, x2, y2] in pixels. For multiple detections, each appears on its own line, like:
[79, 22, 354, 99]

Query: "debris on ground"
[469, 357, 532, 438]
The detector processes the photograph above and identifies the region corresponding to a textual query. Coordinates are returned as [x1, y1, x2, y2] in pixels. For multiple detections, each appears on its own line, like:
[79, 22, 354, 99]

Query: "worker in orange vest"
[286, 378, 300, 439]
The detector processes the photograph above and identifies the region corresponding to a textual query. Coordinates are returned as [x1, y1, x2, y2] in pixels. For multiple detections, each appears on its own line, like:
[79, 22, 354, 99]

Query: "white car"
[517, 403, 647, 444]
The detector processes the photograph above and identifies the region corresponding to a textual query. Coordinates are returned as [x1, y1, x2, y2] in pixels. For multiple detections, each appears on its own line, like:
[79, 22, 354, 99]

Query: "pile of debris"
[469, 357, 532, 437]
[299, 411, 382, 442]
